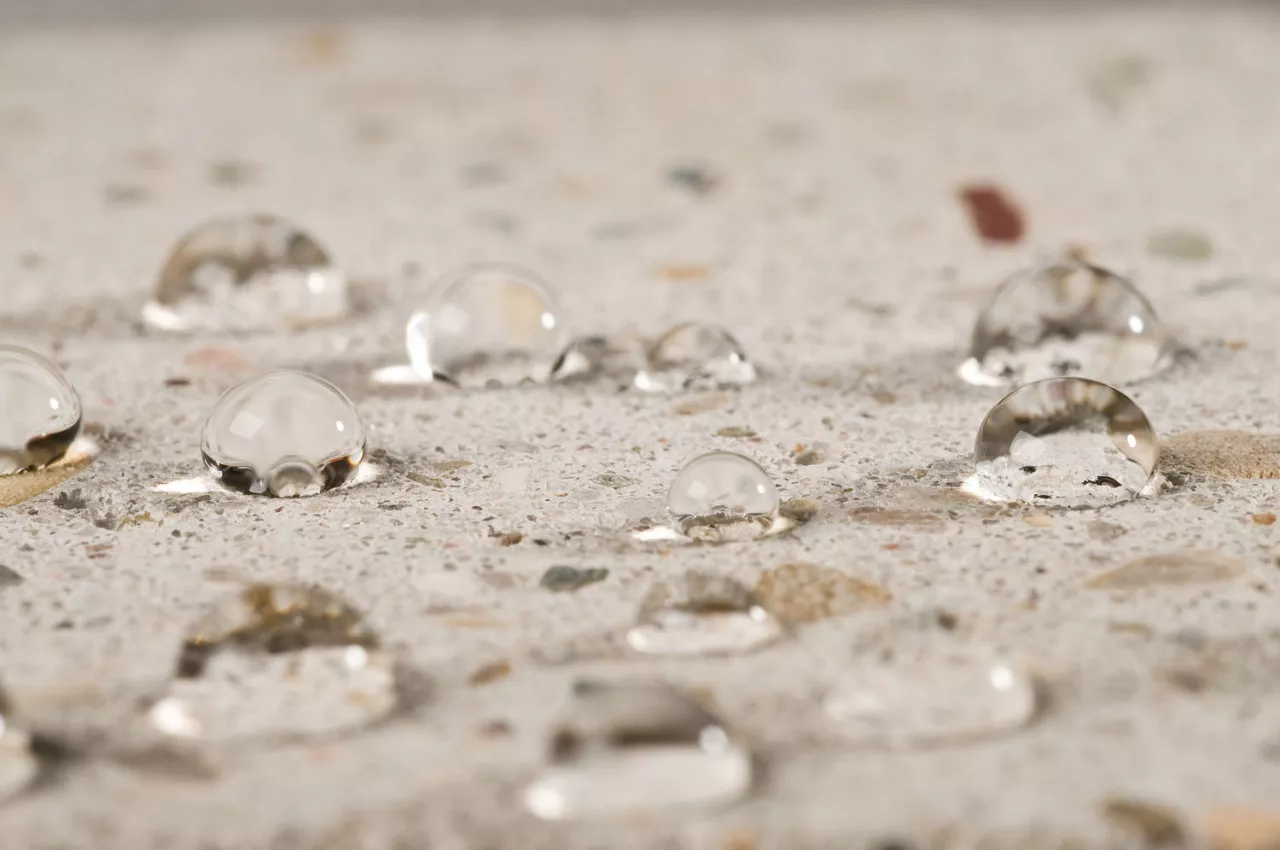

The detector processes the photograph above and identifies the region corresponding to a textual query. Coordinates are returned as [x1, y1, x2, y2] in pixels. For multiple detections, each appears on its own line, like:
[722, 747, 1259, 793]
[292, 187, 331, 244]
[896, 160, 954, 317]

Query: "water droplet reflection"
[627, 571, 783, 656]
[0, 346, 82, 474]
[633, 323, 756, 393]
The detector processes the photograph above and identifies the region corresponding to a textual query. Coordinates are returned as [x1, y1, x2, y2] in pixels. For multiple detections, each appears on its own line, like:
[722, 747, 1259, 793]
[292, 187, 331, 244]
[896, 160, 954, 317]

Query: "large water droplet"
[633, 323, 756, 392]
[406, 263, 565, 388]
[143, 214, 347, 333]
[149, 584, 396, 743]
[627, 571, 783, 656]
[201, 371, 365, 497]
[0, 345, 82, 475]
[523, 680, 751, 821]
[960, 260, 1171, 387]
[666, 451, 780, 542]
[825, 643, 1036, 747]
[969, 377, 1158, 507]
[0, 685, 38, 802]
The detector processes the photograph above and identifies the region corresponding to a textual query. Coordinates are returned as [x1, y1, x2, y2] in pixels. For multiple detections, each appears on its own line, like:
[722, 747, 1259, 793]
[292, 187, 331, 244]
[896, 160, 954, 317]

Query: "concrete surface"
[2, 6, 1280, 848]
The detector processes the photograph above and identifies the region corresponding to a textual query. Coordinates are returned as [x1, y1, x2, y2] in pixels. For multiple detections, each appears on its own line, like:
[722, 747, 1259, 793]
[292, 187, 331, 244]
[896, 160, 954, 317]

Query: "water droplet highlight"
[143, 214, 347, 333]
[0, 685, 38, 802]
[523, 680, 751, 821]
[825, 643, 1036, 747]
[0, 345, 82, 475]
[960, 260, 1171, 387]
[667, 451, 781, 542]
[968, 377, 1158, 507]
[633, 322, 756, 392]
[201, 371, 365, 497]
[627, 571, 783, 656]
[406, 263, 565, 388]
[150, 584, 396, 743]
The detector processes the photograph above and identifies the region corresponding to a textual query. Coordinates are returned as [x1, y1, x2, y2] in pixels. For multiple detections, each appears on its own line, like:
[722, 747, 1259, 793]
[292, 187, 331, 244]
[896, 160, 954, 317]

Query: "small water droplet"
[201, 371, 366, 497]
[143, 214, 347, 333]
[0, 685, 38, 802]
[825, 643, 1036, 747]
[0, 345, 82, 475]
[633, 323, 756, 392]
[149, 584, 396, 743]
[959, 261, 1171, 387]
[968, 377, 1158, 507]
[627, 571, 784, 656]
[666, 451, 782, 542]
[406, 263, 565, 388]
[523, 680, 751, 821]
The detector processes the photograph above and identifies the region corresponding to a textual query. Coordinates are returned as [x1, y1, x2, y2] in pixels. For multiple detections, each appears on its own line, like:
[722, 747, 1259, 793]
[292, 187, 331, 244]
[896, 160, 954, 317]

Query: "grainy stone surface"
[1, 6, 1280, 849]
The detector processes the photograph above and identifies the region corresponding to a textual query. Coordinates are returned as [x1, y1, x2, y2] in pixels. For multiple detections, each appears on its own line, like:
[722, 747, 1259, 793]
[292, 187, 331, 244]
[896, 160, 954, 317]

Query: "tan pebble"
[1087, 550, 1245, 589]
[849, 506, 945, 532]
[754, 562, 890, 624]
[1023, 513, 1053, 528]
[1252, 513, 1276, 526]
[1162, 430, 1280, 479]
[1102, 796, 1187, 846]
[1202, 805, 1280, 850]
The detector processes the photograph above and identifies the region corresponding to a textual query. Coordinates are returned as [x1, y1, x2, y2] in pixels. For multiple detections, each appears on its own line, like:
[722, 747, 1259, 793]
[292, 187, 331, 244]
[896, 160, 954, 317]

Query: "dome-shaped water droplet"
[960, 260, 1171, 387]
[825, 643, 1036, 747]
[0, 345, 82, 474]
[201, 370, 365, 497]
[406, 263, 565, 388]
[0, 683, 38, 802]
[143, 214, 347, 333]
[627, 571, 783, 656]
[667, 451, 780, 542]
[523, 680, 751, 821]
[148, 584, 396, 743]
[633, 322, 756, 392]
[970, 377, 1158, 507]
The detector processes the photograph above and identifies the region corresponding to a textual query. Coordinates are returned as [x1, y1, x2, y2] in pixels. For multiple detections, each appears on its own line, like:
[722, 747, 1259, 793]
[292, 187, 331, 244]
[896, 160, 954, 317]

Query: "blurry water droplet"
[406, 263, 565, 388]
[968, 377, 1158, 507]
[150, 584, 396, 743]
[633, 323, 756, 392]
[143, 214, 347, 333]
[201, 371, 365, 497]
[959, 261, 1171, 387]
[0, 685, 38, 802]
[0, 346, 82, 475]
[666, 451, 781, 542]
[523, 680, 751, 821]
[825, 643, 1036, 747]
[627, 571, 783, 656]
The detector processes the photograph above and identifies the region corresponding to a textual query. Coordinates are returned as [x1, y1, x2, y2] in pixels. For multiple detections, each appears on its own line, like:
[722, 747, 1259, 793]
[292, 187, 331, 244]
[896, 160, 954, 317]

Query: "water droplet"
[523, 680, 751, 821]
[959, 261, 1171, 387]
[143, 214, 347, 333]
[664, 451, 783, 542]
[201, 371, 365, 497]
[406, 263, 565, 388]
[633, 322, 756, 392]
[149, 584, 396, 743]
[0, 345, 82, 475]
[825, 643, 1036, 747]
[968, 377, 1158, 507]
[627, 571, 783, 656]
[0, 685, 38, 802]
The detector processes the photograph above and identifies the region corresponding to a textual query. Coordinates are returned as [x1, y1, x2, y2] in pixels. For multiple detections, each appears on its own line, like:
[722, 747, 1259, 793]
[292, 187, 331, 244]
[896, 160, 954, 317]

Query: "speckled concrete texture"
[2, 6, 1280, 849]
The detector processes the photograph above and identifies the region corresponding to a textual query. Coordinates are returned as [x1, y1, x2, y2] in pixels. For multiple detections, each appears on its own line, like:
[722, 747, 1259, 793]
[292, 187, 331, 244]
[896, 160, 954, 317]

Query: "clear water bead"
[633, 322, 757, 393]
[825, 643, 1036, 747]
[0, 684, 38, 803]
[627, 571, 783, 656]
[523, 680, 751, 821]
[143, 214, 347, 333]
[667, 451, 780, 542]
[960, 260, 1171, 387]
[0, 345, 82, 474]
[971, 377, 1158, 507]
[406, 263, 565, 388]
[201, 370, 365, 497]
[149, 584, 396, 743]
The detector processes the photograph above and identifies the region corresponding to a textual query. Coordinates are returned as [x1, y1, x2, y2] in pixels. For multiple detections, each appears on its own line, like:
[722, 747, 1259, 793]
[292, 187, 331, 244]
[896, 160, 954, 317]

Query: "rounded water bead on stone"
[959, 260, 1171, 387]
[522, 680, 751, 821]
[627, 571, 783, 656]
[405, 263, 565, 388]
[143, 214, 347, 333]
[148, 584, 396, 743]
[667, 451, 779, 541]
[0, 345, 82, 474]
[971, 377, 1158, 507]
[201, 370, 365, 497]
[633, 322, 756, 392]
